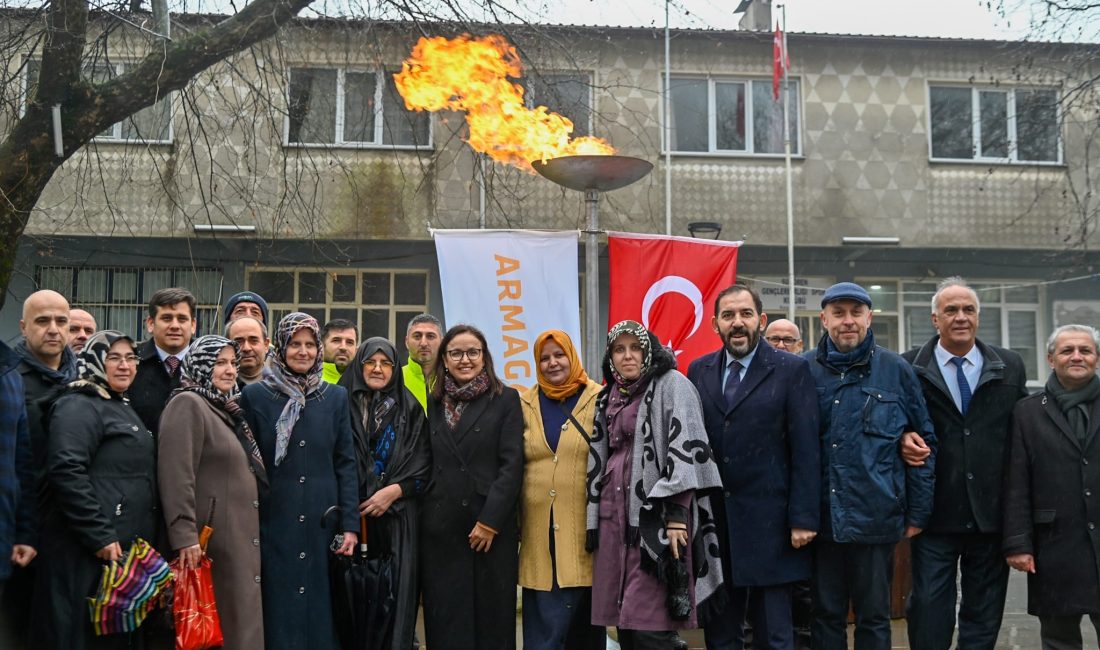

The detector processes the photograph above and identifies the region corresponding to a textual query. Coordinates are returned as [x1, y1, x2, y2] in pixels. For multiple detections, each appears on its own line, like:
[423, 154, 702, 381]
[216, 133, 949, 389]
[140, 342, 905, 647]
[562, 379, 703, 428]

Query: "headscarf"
[262, 312, 324, 466]
[534, 329, 590, 401]
[176, 335, 267, 486]
[339, 337, 431, 498]
[603, 320, 653, 389]
[69, 330, 135, 401]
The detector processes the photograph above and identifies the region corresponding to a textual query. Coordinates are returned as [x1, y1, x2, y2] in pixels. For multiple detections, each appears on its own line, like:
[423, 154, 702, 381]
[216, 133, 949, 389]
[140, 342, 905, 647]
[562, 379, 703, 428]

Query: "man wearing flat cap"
[807, 282, 937, 650]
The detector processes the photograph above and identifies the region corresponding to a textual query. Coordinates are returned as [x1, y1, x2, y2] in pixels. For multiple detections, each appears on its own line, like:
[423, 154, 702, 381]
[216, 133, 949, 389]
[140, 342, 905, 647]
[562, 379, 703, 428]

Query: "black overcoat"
[1003, 389, 1100, 616]
[419, 387, 524, 650]
[130, 339, 181, 438]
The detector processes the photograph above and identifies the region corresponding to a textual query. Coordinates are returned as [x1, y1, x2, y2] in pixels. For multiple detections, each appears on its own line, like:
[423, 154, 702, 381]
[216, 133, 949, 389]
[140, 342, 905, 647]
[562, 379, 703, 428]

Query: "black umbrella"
[323, 507, 397, 650]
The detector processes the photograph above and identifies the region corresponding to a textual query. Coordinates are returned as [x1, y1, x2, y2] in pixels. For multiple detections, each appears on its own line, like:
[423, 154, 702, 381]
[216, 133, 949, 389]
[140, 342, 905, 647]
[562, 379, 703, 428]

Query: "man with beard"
[808, 282, 936, 650]
[226, 316, 269, 386]
[66, 309, 96, 354]
[320, 318, 358, 384]
[688, 284, 820, 650]
[402, 313, 443, 412]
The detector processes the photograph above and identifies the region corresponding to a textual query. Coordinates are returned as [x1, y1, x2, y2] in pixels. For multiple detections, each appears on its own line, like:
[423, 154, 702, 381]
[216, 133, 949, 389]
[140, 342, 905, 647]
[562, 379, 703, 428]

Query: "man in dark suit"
[688, 284, 821, 650]
[901, 277, 1028, 650]
[130, 287, 196, 437]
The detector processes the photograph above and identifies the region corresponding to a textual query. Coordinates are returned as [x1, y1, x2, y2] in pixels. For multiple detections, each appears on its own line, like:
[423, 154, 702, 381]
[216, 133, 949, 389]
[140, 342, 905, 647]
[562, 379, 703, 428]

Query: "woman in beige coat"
[519, 330, 606, 650]
[159, 335, 268, 650]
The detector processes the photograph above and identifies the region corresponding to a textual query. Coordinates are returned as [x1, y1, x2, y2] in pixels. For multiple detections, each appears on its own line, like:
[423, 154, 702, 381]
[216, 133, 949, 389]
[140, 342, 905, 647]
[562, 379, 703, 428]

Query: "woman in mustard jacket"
[518, 330, 605, 650]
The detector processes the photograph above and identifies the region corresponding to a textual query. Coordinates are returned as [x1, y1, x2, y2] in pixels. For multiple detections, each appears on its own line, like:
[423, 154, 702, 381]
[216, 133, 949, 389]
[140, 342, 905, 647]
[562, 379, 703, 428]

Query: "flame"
[394, 34, 615, 172]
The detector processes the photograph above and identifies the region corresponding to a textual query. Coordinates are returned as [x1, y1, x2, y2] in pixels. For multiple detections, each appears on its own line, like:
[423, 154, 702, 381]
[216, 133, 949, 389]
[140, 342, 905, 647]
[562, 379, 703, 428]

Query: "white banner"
[434, 229, 581, 391]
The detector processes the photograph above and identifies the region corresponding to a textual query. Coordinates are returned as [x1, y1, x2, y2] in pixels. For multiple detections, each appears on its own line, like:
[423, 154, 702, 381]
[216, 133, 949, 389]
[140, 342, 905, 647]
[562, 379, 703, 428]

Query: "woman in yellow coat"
[519, 330, 606, 650]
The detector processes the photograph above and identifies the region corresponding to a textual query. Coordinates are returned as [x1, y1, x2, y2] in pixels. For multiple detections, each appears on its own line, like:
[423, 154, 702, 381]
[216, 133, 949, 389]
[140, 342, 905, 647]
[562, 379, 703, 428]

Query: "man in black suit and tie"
[130, 287, 197, 437]
[688, 284, 821, 650]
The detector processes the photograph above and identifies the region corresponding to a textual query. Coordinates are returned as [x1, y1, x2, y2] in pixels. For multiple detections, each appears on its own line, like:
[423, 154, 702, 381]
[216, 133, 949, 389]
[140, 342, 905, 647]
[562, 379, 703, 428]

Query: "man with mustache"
[807, 282, 936, 650]
[688, 284, 820, 650]
[225, 316, 269, 386]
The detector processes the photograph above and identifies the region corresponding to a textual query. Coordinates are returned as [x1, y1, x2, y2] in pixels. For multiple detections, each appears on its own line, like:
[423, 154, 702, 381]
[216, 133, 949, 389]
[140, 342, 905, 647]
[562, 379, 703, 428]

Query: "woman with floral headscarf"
[30, 330, 157, 650]
[338, 336, 431, 650]
[587, 320, 725, 650]
[240, 313, 359, 650]
[519, 330, 606, 649]
[158, 335, 267, 650]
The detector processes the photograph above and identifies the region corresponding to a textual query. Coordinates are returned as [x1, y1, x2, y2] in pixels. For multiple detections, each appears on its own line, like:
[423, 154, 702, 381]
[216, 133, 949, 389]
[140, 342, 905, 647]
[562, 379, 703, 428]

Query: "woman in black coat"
[419, 324, 524, 650]
[338, 337, 431, 650]
[30, 330, 157, 650]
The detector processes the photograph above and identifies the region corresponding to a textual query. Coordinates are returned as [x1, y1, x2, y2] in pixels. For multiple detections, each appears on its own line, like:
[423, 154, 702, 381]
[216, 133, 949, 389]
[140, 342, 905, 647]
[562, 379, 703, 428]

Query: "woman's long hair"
[429, 324, 504, 400]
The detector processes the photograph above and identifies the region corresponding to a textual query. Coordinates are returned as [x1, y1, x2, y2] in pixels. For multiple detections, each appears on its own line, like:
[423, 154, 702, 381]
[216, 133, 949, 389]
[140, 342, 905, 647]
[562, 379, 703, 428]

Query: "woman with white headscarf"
[240, 313, 359, 650]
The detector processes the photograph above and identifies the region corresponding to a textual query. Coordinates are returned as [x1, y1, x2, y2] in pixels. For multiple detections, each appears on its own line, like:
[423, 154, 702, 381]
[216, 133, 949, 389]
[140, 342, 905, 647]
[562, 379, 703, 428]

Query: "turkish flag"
[773, 21, 789, 100]
[607, 232, 741, 373]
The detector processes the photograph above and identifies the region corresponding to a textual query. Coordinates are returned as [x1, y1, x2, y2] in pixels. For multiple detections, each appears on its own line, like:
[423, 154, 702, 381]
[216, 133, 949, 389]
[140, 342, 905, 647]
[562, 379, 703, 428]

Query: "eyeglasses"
[765, 336, 800, 346]
[446, 348, 482, 361]
[105, 354, 140, 364]
[363, 359, 395, 369]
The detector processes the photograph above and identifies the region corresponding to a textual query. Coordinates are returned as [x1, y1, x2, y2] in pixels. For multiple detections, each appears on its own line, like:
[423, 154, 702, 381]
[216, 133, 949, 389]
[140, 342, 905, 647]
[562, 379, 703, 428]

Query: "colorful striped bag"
[87, 537, 174, 635]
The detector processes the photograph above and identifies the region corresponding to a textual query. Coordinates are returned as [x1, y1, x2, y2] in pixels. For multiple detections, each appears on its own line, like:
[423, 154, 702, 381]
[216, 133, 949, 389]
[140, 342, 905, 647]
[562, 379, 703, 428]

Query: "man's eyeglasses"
[446, 348, 482, 361]
[765, 336, 800, 347]
[363, 359, 395, 369]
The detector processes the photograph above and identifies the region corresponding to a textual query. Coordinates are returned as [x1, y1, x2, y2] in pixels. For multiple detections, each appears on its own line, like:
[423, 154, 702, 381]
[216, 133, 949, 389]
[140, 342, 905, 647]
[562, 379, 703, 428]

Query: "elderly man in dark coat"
[688, 284, 820, 650]
[1004, 324, 1100, 649]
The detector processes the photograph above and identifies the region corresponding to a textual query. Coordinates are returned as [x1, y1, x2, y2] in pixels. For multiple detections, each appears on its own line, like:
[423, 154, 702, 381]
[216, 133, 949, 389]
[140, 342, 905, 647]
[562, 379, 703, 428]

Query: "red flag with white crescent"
[607, 233, 741, 374]
[773, 21, 789, 100]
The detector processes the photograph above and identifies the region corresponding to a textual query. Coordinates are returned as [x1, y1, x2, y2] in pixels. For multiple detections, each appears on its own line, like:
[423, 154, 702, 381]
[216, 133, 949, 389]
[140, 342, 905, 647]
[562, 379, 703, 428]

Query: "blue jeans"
[906, 532, 1009, 650]
[811, 540, 894, 650]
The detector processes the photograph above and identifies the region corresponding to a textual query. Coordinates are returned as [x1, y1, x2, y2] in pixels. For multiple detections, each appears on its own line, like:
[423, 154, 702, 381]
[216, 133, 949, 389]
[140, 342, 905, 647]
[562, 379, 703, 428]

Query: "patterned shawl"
[261, 313, 324, 466]
[175, 335, 267, 487]
[68, 330, 135, 401]
[442, 370, 491, 430]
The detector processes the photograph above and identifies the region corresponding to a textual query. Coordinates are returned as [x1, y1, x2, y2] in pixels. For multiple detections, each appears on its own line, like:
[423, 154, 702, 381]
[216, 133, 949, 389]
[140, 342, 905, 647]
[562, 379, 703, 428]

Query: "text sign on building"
[750, 277, 835, 314]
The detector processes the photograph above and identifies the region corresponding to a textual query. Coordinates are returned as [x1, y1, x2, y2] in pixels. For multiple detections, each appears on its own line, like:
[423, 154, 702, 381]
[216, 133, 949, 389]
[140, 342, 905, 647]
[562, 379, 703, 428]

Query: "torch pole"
[584, 188, 601, 378]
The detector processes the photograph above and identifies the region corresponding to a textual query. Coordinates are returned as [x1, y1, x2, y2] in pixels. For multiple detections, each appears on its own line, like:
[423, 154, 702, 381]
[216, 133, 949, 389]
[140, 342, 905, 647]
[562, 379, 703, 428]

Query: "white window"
[36, 266, 222, 337]
[24, 60, 173, 143]
[928, 85, 1061, 163]
[666, 77, 800, 155]
[521, 72, 593, 137]
[247, 268, 430, 341]
[285, 67, 430, 148]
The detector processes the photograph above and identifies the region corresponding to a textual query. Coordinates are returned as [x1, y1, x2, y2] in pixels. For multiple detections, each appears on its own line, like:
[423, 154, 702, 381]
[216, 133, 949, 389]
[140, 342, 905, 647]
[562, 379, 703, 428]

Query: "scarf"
[822, 329, 876, 373]
[67, 330, 134, 401]
[175, 335, 267, 487]
[1046, 372, 1100, 444]
[534, 329, 591, 401]
[15, 338, 78, 385]
[442, 370, 491, 430]
[604, 320, 653, 389]
[261, 313, 324, 466]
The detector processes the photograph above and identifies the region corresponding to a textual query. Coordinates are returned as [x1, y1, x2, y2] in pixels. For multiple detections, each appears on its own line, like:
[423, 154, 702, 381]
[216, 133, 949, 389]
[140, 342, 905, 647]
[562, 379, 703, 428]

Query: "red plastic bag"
[170, 555, 224, 650]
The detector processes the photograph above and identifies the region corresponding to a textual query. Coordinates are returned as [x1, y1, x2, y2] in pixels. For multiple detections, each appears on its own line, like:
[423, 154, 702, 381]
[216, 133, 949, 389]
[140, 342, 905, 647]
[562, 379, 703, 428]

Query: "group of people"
[0, 276, 1098, 650]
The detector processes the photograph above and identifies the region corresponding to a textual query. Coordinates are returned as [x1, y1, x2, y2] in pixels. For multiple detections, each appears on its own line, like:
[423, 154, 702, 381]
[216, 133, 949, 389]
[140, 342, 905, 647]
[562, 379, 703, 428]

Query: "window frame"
[926, 83, 1063, 166]
[282, 65, 432, 150]
[662, 74, 802, 158]
[520, 70, 595, 138]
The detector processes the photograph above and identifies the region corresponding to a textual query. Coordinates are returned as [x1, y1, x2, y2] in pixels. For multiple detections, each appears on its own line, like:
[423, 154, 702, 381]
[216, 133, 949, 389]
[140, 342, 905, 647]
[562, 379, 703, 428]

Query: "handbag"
[87, 537, 173, 635]
[171, 504, 224, 650]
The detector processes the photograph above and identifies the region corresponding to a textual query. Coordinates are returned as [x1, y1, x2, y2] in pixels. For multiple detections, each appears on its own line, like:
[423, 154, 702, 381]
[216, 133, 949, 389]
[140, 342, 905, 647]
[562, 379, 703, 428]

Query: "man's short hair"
[406, 313, 443, 335]
[931, 276, 980, 314]
[225, 315, 268, 340]
[713, 284, 763, 317]
[148, 287, 197, 319]
[321, 318, 358, 342]
[1046, 324, 1100, 355]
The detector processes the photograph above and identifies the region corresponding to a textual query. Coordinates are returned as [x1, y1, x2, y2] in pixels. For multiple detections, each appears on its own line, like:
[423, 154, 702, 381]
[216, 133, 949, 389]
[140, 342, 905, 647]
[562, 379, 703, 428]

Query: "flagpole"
[664, 0, 672, 236]
[781, 4, 796, 321]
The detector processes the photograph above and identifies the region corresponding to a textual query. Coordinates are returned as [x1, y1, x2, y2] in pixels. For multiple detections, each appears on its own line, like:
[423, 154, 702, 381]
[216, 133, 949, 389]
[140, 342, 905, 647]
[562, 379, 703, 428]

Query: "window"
[36, 266, 222, 337]
[247, 268, 430, 341]
[521, 72, 592, 137]
[929, 85, 1060, 163]
[667, 77, 800, 155]
[286, 67, 430, 147]
[24, 60, 173, 143]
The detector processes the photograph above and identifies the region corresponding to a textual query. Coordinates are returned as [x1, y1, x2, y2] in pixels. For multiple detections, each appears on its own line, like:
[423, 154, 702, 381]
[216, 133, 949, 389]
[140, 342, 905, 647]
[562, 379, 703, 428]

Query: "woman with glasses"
[338, 337, 431, 650]
[420, 324, 524, 650]
[158, 335, 267, 650]
[31, 331, 158, 650]
[240, 313, 359, 650]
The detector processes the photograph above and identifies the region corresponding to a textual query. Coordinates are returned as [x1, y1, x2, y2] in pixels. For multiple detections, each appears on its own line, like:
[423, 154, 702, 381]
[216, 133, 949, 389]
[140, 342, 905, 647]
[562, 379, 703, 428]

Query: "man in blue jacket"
[689, 284, 820, 650]
[0, 339, 36, 585]
[808, 282, 936, 650]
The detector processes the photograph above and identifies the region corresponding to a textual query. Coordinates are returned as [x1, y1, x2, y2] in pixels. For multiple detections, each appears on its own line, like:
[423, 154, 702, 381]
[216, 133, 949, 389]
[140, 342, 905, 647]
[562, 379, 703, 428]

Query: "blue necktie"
[724, 360, 742, 408]
[951, 356, 971, 415]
